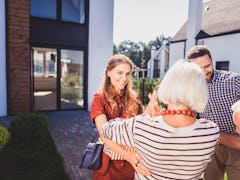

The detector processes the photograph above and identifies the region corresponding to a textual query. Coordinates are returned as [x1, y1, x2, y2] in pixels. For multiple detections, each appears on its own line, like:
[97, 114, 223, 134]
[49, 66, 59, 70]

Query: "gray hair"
[232, 100, 240, 112]
[158, 59, 208, 112]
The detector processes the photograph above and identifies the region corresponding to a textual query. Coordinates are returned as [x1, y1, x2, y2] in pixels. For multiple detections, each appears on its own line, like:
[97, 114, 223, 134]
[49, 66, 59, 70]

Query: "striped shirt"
[102, 114, 219, 180]
[199, 70, 240, 135]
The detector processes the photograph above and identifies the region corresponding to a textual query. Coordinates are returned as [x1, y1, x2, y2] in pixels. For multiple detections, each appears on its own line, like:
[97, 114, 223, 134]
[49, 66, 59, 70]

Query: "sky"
[113, 0, 189, 45]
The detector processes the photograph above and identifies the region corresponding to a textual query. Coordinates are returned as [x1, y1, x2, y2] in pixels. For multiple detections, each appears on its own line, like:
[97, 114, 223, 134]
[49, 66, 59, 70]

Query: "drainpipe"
[0, 0, 7, 116]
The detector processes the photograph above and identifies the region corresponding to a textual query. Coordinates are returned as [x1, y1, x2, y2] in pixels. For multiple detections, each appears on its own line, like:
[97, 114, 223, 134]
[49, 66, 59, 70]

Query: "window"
[62, 0, 85, 23]
[61, 49, 84, 109]
[30, 0, 57, 19]
[216, 61, 229, 71]
[197, 39, 205, 45]
[30, 0, 85, 24]
[32, 47, 85, 111]
[33, 49, 57, 77]
[153, 59, 160, 78]
[32, 48, 57, 111]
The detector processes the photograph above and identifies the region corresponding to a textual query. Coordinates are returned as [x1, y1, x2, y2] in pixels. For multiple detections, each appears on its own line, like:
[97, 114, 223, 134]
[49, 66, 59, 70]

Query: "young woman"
[90, 54, 149, 179]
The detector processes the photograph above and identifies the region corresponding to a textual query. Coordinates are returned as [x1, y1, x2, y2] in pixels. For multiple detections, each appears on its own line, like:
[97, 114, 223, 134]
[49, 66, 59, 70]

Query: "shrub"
[0, 112, 70, 179]
[8, 111, 48, 142]
[0, 125, 10, 150]
[61, 72, 81, 87]
[133, 78, 161, 105]
[61, 87, 80, 103]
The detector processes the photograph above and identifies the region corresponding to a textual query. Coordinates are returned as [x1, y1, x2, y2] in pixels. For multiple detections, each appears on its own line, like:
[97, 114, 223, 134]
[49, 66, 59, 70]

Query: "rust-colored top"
[90, 90, 143, 121]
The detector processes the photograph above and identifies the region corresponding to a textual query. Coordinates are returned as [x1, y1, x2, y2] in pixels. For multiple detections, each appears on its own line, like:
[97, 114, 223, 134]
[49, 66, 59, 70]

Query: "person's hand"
[218, 132, 240, 150]
[145, 90, 160, 116]
[233, 111, 240, 133]
[125, 151, 151, 176]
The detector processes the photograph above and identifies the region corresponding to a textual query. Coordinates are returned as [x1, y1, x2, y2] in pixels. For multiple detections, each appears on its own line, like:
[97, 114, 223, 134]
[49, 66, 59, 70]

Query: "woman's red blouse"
[90, 91, 143, 122]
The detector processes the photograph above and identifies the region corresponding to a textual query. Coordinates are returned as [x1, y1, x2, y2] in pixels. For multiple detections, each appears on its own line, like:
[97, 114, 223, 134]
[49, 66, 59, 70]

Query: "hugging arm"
[95, 114, 150, 176]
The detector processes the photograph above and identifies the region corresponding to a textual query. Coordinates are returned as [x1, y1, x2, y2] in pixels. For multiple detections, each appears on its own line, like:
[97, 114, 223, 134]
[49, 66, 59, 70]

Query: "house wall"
[201, 33, 240, 73]
[88, 0, 114, 110]
[3, 0, 113, 115]
[185, 0, 202, 52]
[169, 41, 185, 66]
[0, 0, 7, 116]
[147, 49, 157, 79]
[147, 60, 154, 79]
[160, 52, 165, 78]
[7, 0, 30, 115]
[160, 49, 169, 78]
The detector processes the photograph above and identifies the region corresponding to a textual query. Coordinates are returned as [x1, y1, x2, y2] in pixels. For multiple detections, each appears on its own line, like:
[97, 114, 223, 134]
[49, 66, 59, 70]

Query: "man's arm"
[218, 132, 240, 150]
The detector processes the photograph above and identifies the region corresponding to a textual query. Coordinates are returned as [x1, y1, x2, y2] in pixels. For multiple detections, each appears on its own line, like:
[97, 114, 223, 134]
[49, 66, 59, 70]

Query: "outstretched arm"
[145, 90, 160, 116]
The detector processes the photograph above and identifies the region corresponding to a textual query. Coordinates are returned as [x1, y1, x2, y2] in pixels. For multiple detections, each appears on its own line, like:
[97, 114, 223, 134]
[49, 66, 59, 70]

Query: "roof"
[148, 44, 169, 64]
[172, 0, 240, 42]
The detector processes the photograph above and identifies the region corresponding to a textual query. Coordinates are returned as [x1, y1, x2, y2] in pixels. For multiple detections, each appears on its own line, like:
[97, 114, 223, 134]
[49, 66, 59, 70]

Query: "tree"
[148, 35, 172, 50]
[141, 44, 151, 69]
[114, 35, 172, 70]
[118, 40, 143, 67]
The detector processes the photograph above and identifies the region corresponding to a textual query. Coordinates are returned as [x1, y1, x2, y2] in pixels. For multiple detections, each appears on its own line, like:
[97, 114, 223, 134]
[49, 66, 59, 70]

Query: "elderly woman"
[102, 59, 220, 180]
[232, 100, 240, 133]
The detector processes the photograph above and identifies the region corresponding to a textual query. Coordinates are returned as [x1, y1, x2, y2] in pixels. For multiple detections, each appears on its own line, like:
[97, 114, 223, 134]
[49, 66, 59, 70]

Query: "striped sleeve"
[102, 117, 136, 147]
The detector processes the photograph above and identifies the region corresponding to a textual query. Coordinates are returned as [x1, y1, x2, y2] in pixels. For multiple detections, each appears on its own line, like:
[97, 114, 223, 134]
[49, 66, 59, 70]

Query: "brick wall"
[7, 0, 30, 115]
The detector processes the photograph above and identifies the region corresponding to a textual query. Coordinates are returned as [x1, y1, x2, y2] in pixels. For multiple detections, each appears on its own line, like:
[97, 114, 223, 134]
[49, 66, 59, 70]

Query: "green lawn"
[204, 173, 228, 180]
[224, 173, 228, 180]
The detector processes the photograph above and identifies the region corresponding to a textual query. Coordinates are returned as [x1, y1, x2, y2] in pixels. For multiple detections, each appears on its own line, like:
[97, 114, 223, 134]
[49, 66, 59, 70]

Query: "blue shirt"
[198, 70, 240, 135]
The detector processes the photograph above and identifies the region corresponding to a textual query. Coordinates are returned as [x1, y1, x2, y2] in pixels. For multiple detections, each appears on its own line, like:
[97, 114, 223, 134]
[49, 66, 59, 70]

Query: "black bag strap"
[91, 133, 99, 143]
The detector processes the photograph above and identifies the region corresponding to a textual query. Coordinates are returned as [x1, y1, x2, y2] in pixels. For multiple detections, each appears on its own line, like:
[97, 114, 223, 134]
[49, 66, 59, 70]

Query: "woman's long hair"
[99, 54, 140, 116]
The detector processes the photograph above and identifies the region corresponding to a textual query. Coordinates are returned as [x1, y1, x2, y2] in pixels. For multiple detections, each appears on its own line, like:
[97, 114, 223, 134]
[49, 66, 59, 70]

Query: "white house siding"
[185, 0, 202, 52]
[160, 52, 165, 78]
[160, 48, 169, 78]
[88, 0, 114, 110]
[169, 41, 185, 66]
[0, 0, 7, 116]
[200, 33, 240, 73]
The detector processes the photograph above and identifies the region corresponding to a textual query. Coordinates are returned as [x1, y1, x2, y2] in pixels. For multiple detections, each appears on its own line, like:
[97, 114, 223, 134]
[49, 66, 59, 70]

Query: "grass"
[224, 173, 228, 180]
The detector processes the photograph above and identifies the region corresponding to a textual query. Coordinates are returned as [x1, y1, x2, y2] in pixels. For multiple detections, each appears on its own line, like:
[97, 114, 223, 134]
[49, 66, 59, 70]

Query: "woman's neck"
[161, 103, 196, 128]
[167, 103, 189, 110]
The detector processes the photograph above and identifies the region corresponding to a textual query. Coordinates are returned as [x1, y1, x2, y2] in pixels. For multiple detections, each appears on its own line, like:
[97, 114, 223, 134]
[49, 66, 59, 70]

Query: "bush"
[133, 78, 161, 105]
[0, 125, 10, 150]
[61, 87, 80, 103]
[61, 72, 81, 87]
[0, 112, 70, 179]
[8, 111, 48, 142]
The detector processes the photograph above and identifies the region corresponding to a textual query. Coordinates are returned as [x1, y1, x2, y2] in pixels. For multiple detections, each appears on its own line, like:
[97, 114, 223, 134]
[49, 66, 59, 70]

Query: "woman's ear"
[107, 70, 111, 78]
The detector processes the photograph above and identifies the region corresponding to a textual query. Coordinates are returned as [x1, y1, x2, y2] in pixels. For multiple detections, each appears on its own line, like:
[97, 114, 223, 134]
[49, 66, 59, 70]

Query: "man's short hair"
[187, 45, 212, 60]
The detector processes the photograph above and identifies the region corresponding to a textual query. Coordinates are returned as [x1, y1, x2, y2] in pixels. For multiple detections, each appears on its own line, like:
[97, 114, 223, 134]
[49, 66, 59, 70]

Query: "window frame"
[30, 0, 86, 24]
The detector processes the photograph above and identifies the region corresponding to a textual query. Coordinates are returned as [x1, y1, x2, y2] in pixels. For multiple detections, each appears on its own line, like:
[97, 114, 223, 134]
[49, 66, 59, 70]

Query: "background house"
[147, 44, 169, 79]
[170, 0, 240, 73]
[0, 0, 114, 116]
[132, 62, 148, 79]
